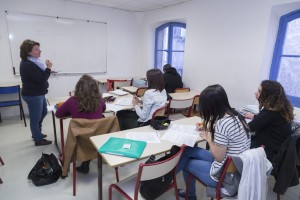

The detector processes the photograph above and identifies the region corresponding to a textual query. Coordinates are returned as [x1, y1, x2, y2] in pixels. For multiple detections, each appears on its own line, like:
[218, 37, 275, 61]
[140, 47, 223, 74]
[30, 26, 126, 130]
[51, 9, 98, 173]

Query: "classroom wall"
[0, 0, 143, 117]
[140, 0, 300, 111]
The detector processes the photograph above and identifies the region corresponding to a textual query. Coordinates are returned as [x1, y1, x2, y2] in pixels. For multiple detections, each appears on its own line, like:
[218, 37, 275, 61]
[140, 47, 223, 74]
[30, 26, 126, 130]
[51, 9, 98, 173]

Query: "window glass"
[282, 18, 300, 55]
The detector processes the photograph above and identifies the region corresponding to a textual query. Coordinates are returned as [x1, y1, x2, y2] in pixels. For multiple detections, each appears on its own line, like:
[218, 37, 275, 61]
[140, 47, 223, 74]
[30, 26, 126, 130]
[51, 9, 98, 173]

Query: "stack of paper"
[110, 89, 129, 96]
[161, 124, 199, 147]
[126, 132, 160, 143]
[114, 98, 132, 106]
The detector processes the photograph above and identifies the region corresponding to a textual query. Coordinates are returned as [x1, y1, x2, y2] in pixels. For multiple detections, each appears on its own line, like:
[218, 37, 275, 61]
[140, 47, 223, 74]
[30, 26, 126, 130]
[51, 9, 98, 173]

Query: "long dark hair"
[146, 69, 165, 92]
[259, 80, 294, 122]
[20, 39, 40, 60]
[74, 74, 101, 112]
[199, 84, 249, 140]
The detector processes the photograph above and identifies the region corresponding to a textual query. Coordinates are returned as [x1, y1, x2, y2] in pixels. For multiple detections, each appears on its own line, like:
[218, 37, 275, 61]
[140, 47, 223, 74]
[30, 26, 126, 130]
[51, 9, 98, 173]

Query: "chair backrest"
[151, 106, 167, 123]
[193, 95, 200, 106]
[0, 85, 20, 95]
[174, 88, 190, 93]
[135, 87, 147, 97]
[107, 79, 132, 91]
[168, 98, 194, 109]
[137, 145, 185, 182]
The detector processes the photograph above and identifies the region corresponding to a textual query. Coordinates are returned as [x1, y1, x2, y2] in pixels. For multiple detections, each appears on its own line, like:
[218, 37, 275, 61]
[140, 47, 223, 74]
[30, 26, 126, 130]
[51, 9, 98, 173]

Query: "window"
[154, 22, 186, 76]
[270, 10, 300, 107]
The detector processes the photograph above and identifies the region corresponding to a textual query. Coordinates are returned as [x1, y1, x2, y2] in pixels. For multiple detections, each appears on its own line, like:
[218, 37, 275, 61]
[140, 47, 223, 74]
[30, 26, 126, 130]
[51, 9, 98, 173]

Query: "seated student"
[55, 74, 106, 174]
[243, 80, 293, 162]
[176, 84, 251, 200]
[117, 69, 167, 130]
[163, 64, 183, 93]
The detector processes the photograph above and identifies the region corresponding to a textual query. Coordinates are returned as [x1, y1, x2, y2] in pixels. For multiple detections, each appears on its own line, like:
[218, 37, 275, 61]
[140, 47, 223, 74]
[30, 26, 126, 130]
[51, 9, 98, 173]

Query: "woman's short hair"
[146, 69, 165, 92]
[259, 80, 294, 122]
[199, 84, 249, 139]
[74, 74, 101, 112]
[20, 39, 40, 60]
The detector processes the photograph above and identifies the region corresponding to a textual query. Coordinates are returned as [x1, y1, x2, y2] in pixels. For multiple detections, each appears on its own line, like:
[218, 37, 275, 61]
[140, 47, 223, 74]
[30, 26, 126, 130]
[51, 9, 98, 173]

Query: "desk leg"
[51, 111, 61, 154]
[60, 119, 65, 160]
[98, 154, 103, 200]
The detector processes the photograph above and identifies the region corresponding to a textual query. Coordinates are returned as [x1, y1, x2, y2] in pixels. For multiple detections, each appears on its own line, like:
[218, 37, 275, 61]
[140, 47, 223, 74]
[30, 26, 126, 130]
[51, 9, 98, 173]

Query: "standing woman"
[177, 84, 251, 199]
[20, 39, 52, 146]
[244, 80, 294, 161]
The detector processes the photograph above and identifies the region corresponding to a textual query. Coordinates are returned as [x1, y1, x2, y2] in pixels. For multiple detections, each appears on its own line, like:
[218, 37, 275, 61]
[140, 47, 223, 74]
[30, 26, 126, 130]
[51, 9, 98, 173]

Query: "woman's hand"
[196, 122, 204, 131]
[243, 112, 254, 119]
[200, 131, 212, 143]
[132, 95, 140, 106]
[46, 60, 53, 69]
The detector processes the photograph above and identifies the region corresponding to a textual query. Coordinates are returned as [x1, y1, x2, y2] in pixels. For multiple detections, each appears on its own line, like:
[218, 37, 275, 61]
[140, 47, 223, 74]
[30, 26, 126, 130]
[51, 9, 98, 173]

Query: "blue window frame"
[154, 22, 186, 76]
[270, 10, 300, 107]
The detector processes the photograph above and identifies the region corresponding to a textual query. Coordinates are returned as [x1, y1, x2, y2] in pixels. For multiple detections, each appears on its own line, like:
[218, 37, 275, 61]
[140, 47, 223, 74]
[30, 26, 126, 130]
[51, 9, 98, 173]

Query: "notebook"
[98, 137, 147, 158]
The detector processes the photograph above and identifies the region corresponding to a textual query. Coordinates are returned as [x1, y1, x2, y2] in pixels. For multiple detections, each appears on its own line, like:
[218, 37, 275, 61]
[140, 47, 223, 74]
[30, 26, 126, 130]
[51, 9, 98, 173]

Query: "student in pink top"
[56, 74, 106, 174]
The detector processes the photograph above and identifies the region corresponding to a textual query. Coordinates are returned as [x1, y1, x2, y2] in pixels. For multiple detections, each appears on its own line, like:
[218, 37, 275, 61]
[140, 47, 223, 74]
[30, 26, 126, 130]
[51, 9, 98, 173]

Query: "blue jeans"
[176, 146, 217, 197]
[22, 95, 48, 142]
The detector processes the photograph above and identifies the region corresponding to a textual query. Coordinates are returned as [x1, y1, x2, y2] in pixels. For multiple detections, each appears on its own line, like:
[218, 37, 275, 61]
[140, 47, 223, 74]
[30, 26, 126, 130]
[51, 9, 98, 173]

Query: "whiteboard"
[5, 11, 107, 74]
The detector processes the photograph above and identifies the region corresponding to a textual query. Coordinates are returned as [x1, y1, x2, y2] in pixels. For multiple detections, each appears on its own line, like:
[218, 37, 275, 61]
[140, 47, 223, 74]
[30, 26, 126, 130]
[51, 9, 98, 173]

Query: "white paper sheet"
[114, 98, 133, 106]
[126, 132, 161, 143]
[106, 104, 127, 112]
[242, 105, 259, 114]
[161, 124, 199, 147]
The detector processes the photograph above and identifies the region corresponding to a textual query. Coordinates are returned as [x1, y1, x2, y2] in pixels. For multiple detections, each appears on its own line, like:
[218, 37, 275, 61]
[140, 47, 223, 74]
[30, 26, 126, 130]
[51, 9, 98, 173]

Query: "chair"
[62, 116, 120, 196]
[174, 88, 190, 93]
[183, 95, 200, 117]
[0, 85, 26, 127]
[185, 156, 237, 200]
[167, 98, 194, 120]
[108, 145, 186, 200]
[151, 106, 167, 123]
[107, 79, 133, 91]
[0, 156, 4, 184]
[135, 87, 147, 97]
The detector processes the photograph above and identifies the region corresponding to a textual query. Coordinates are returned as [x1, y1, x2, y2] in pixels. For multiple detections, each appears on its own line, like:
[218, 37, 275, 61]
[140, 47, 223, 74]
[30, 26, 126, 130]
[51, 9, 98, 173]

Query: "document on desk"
[242, 105, 259, 114]
[114, 98, 133, 106]
[126, 132, 161, 143]
[106, 104, 127, 112]
[161, 124, 199, 147]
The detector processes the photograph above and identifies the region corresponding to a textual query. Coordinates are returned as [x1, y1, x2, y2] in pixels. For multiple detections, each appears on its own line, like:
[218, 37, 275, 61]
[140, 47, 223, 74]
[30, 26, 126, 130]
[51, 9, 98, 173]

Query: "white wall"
[140, 0, 300, 110]
[0, 0, 142, 117]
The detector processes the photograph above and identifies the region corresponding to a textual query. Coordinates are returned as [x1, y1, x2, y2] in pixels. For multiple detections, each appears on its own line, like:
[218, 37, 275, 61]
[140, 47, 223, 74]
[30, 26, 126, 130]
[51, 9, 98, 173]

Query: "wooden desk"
[120, 86, 138, 94]
[90, 116, 203, 200]
[0, 82, 22, 87]
[169, 90, 200, 100]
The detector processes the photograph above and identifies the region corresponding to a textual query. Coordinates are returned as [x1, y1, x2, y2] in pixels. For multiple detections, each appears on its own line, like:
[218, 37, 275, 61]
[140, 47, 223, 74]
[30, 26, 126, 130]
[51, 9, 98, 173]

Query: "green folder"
[98, 137, 147, 158]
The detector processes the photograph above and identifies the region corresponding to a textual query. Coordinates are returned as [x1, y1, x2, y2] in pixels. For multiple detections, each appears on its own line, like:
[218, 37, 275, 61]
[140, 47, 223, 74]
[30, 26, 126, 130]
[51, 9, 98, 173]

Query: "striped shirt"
[210, 115, 251, 181]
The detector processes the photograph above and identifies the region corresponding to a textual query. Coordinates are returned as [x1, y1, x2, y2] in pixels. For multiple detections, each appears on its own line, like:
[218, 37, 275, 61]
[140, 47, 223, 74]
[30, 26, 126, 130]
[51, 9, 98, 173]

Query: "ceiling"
[64, 0, 191, 12]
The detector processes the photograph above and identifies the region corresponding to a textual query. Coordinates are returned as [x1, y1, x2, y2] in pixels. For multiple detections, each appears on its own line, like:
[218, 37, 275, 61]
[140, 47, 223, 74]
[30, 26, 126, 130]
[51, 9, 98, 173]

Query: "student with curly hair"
[55, 74, 106, 174]
[244, 80, 294, 161]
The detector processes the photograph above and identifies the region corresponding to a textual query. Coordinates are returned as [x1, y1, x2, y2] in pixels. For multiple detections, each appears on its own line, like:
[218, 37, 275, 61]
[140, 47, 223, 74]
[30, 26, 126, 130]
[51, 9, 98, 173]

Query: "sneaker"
[32, 134, 47, 139]
[178, 189, 197, 200]
[35, 139, 52, 146]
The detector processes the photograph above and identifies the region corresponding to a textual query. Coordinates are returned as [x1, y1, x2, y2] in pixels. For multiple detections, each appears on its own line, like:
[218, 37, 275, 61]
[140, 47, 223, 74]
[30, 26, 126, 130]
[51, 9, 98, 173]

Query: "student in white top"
[116, 69, 167, 130]
[176, 84, 251, 200]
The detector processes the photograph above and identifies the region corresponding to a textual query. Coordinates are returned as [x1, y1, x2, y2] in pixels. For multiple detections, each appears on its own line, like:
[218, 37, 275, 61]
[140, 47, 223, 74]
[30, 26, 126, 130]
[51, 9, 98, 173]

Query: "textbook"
[98, 137, 147, 158]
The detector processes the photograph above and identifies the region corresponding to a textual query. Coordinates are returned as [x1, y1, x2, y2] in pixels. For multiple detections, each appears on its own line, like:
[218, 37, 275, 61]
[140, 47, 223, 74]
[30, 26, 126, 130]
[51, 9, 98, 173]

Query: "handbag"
[28, 153, 62, 186]
[139, 145, 180, 200]
[150, 116, 170, 130]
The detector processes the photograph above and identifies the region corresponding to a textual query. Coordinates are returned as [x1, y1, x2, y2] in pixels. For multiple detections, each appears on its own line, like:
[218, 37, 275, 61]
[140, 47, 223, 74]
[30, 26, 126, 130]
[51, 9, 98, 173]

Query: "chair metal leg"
[20, 104, 27, 127]
[0, 112, 2, 123]
[0, 177, 3, 184]
[0, 156, 4, 165]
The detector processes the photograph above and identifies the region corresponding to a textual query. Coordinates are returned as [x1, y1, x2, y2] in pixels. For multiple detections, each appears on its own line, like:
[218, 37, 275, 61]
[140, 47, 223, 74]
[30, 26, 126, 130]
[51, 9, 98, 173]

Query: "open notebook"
[98, 137, 147, 158]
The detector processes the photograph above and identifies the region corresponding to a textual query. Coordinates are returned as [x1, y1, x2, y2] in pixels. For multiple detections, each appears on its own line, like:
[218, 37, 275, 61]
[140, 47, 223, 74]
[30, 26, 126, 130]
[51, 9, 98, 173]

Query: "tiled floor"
[0, 115, 299, 200]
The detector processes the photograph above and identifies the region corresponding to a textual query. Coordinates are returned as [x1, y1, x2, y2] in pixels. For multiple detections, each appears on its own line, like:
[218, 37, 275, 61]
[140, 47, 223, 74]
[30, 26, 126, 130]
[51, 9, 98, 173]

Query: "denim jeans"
[22, 95, 48, 142]
[176, 146, 217, 197]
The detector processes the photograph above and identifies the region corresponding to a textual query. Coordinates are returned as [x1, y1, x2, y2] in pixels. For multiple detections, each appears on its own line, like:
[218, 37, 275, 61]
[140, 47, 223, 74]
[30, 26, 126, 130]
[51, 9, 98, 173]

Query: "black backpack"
[139, 145, 181, 200]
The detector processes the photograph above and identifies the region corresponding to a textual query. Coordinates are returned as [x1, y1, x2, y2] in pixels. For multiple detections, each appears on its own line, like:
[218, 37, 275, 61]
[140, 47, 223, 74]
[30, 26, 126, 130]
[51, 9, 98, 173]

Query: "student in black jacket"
[163, 64, 183, 93]
[243, 80, 294, 161]
[20, 39, 53, 146]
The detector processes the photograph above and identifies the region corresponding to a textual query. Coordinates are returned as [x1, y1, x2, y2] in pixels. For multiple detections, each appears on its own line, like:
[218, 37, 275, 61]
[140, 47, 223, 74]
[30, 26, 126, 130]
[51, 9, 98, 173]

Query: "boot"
[76, 160, 90, 174]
